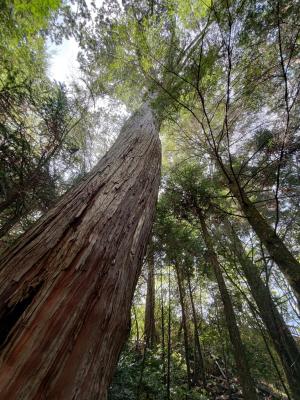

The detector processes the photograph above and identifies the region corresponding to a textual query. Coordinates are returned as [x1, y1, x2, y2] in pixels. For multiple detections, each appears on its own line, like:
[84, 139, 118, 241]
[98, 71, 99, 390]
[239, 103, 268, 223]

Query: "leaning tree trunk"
[226, 176, 300, 304]
[0, 102, 161, 400]
[196, 207, 258, 400]
[222, 217, 300, 399]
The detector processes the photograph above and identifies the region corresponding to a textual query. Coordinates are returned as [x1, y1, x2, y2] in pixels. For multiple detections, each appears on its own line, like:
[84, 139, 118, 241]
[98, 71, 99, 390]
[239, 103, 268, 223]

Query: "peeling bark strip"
[0, 102, 161, 399]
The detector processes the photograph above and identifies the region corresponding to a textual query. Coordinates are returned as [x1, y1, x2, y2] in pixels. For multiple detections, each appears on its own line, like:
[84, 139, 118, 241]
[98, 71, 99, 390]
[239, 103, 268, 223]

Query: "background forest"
[0, 0, 299, 399]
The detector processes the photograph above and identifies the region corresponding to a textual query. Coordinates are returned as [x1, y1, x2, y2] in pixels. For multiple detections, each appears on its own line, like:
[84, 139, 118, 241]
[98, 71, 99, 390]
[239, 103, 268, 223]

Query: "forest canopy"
[0, 1, 299, 399]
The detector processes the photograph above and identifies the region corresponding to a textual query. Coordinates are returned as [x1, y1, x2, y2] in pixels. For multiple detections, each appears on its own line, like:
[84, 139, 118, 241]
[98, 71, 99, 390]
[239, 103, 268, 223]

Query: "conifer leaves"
[176, 0, 211, 29]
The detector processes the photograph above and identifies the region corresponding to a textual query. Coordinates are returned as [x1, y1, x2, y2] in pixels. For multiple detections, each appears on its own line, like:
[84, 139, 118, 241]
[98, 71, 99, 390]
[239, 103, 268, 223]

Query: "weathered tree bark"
[175, 264, 192, 390]
[196, 207, 258, 400]
[227, 177, 300, 303]
[187, 273, 206, 387]
[144, 244, 157, 348]
[222, 217, 300, 399]
[0, 102, 161, 399]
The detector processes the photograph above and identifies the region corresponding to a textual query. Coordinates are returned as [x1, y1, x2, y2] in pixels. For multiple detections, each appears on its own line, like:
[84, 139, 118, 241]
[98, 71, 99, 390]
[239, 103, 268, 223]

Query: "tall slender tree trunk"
[133, 304, 140, 345]
[137, 243, 157, 400]
[167, 265, 172, 400]
[250, 305, 292, 400]
[160, 268, 166, 384]
[175, 264, 192, 391]
[0, 102, 161, 400]
[144, 244, 157, 348]
[196, 207, 258, 400]
[187, 273, 206, 387]
[227, 176, 300, 303]
[222, 217, 300, 399]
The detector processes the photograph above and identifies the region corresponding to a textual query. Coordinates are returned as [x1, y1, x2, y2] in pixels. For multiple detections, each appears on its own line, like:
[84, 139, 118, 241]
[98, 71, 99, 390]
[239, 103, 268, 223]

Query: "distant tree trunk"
[175, 264, 192, 391]
[226, 177, 300, 303]
[167, 265, 172, 400]
[222, 217, 300, 399]
[133, 304, 140, 345]
[250, 303, 292, 400]
[144, 244, 157, 348]
[196, 207, 258, 400]
[160, 268, 166, 384]
[0, 102, 161, 400]
[187, 273, 206, 387]
[137, 243, 157, 399]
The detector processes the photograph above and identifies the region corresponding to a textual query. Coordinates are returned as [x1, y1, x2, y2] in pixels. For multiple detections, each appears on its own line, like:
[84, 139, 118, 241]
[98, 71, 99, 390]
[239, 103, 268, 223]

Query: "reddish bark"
[0, 102, 161, 399]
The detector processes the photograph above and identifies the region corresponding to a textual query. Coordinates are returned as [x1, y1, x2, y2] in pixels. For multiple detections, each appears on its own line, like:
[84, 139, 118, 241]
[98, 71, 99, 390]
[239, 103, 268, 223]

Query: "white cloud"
[46, 0, 124, 84]
[46, 37, 80, 84]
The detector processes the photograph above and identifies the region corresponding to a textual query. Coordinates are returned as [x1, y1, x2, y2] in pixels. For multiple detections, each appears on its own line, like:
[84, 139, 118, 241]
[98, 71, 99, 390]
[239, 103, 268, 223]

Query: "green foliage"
[242, 327, 281, 384]
[0, 0, 60, 84]
[1, 0, 299, 397]
[0, 79, 86, 241]
[0, 0, 93, 242]
[108, 345, 166, 400]
[109, 344, 209, 400]
[176, 0, 211, 29]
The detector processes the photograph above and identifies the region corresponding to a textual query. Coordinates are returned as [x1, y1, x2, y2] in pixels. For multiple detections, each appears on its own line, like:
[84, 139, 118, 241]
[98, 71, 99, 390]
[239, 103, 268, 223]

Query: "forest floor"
[202, 371, 288, 400]
[198, 357, 289, 400]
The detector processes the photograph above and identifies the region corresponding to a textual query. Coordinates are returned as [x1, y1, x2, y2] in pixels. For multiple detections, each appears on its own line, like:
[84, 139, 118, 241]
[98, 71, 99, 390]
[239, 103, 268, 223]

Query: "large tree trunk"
[227, 178, 300, 303]
[144, 244, 157, 348]
[0, 102, 161, 399]
[222, 217, 300, 399]
[196, 207, 258, 400]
